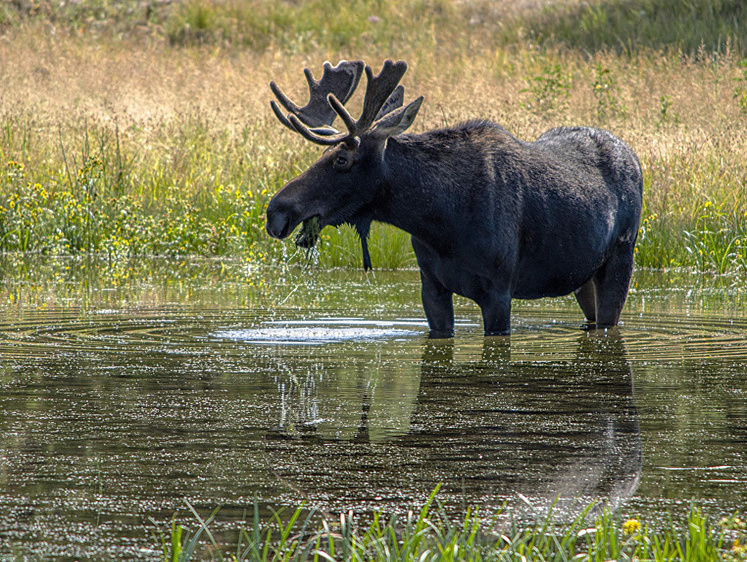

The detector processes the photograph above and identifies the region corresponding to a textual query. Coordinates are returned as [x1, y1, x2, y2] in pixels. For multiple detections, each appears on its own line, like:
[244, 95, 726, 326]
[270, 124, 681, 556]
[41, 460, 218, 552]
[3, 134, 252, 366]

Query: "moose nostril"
[266, 211, 291, 239]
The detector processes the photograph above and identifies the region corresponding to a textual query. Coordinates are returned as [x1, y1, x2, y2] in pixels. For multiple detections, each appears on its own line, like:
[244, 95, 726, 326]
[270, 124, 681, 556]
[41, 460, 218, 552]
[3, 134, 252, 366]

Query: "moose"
[266, 60, 643, 337]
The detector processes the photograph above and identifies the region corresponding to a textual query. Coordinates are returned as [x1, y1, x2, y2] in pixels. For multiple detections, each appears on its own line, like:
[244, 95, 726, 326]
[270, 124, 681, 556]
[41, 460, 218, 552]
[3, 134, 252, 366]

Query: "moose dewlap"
[266, 59, 643, 337]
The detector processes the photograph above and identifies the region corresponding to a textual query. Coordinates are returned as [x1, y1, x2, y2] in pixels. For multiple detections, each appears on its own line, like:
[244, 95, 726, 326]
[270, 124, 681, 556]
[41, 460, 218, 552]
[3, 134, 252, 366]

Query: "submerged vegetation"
[0, 0, 747, 273]
[155, 490, 747, 561]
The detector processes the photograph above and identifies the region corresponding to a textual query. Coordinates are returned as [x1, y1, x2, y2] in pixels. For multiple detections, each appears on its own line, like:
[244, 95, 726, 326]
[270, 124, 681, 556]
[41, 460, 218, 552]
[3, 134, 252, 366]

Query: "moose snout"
[265, 208, 290, 239]
[266, 198, 299, 239]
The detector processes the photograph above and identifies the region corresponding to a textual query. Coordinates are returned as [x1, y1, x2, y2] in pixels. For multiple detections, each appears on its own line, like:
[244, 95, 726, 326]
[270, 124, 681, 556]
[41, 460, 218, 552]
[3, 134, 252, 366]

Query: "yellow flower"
[622, 519, 641, 535]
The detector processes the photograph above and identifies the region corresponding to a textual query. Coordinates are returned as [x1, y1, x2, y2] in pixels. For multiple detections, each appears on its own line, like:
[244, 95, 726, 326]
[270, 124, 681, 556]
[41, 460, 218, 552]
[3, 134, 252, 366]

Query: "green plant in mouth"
[295, 216, 321, 250]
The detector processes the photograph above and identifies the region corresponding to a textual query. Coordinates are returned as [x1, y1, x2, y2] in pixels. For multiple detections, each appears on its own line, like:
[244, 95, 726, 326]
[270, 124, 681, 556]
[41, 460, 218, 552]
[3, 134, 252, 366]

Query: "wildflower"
[622, 519, 641, 535]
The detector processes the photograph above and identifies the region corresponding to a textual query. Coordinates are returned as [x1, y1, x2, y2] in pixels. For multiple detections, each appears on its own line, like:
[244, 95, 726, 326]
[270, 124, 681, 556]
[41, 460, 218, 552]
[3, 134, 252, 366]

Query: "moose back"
[265, 60, 643, 337]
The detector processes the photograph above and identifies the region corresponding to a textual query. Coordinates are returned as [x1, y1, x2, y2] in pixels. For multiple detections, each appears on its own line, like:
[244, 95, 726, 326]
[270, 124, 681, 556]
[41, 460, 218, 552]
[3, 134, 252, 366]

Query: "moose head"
[265, 59, 422, 270]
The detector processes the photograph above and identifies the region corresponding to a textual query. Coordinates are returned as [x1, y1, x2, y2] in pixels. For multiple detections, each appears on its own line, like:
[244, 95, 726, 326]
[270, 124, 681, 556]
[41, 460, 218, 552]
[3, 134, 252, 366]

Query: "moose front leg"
[479, 293, 512, 336]
[419, 271, 455, 338]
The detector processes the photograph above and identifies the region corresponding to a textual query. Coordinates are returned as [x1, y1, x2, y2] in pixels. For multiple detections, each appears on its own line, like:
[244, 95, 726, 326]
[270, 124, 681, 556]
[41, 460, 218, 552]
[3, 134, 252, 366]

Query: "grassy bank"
[155, 492, 747, 561]
[1, 0, 747, 272]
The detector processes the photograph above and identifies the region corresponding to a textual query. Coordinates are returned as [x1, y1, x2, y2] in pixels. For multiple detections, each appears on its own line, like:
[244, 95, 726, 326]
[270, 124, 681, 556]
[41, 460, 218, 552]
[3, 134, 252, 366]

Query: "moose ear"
[369, 96, 423, 140]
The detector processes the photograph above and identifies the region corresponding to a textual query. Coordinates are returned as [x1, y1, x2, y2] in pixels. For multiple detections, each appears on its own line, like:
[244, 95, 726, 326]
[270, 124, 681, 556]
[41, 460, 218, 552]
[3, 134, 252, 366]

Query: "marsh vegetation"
[0, 0, 746, 271]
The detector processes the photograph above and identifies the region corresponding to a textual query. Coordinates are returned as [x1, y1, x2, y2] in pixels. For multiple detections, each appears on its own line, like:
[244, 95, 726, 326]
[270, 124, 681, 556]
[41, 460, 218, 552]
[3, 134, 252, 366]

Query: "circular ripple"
[1, 306, 746, 363]
[0, 309, 214, 358]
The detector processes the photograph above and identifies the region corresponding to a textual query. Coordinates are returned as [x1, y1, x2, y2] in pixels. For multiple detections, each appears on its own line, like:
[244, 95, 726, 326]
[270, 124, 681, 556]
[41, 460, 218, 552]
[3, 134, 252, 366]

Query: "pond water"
[0, 257, 746, 559]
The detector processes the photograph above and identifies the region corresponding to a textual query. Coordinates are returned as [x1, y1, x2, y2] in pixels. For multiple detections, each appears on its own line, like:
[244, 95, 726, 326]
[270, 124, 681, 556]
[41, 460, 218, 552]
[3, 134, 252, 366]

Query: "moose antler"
[375, 84, 405, 120]
[272, 60, 412, 146]
[291, 60, 408, 145]
[270, 60, 365, 134]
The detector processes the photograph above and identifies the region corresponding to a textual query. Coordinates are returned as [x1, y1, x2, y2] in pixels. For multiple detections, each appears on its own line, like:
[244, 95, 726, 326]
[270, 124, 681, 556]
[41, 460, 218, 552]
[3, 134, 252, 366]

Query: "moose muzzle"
[265, 199, 297, 239]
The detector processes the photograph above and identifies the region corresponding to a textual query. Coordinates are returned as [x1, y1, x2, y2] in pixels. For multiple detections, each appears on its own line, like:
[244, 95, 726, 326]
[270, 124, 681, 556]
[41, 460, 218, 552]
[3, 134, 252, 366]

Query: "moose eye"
[333, 153, 351, 171]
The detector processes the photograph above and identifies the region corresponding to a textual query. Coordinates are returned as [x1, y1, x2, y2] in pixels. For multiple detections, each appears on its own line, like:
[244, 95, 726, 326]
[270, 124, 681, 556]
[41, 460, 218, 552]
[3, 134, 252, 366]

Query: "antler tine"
[327, 94, 359, 135]
[273, 99, 345, 139]
[306, 61, 364, 106]
[269, 80, 302, 116]
[270, 99, 297, 133]
[287, 114, 349, 146]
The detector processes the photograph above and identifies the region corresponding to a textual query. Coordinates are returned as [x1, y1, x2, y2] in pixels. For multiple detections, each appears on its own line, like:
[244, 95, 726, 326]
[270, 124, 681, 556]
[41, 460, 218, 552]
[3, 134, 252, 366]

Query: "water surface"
[0, 257, 745, 559]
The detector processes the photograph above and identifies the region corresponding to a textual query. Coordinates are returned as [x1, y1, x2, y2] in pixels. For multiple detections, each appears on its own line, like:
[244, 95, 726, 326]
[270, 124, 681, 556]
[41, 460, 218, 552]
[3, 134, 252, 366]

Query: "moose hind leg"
[593, 242, 636, 327]
[574, 279, 597, 323]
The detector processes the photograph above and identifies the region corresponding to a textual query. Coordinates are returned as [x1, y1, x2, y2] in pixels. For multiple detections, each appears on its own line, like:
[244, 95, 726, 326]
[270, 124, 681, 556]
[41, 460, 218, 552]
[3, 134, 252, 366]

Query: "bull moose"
[265, 60, 643, 337]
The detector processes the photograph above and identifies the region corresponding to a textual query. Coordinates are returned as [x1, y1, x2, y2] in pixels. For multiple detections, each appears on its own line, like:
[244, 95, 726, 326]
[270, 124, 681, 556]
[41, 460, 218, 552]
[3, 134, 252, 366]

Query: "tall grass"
[522, 0, 747, 55]
[1, 0, 747, 272]
[164, 0, 457, 53]
[154, 490, 747, 561]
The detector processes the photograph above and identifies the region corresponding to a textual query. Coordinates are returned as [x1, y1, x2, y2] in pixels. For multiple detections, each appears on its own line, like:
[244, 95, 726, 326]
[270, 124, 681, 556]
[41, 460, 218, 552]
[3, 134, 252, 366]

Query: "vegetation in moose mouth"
[295, 216, 322, 249]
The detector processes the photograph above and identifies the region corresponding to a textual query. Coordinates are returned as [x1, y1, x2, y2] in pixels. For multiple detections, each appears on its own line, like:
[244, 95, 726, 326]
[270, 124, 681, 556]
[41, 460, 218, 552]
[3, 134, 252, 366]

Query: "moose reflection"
[266, 331, 641, 515]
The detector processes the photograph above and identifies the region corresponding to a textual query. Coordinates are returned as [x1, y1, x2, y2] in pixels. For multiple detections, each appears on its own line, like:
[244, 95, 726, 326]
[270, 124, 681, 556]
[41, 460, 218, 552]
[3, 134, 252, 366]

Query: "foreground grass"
[1, 0, 747, 272]
[156, 491, 747, 561]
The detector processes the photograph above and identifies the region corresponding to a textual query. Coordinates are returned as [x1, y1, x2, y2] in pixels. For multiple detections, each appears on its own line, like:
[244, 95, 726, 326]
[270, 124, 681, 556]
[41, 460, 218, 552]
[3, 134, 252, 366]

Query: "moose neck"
[372, 133, 465, 253]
